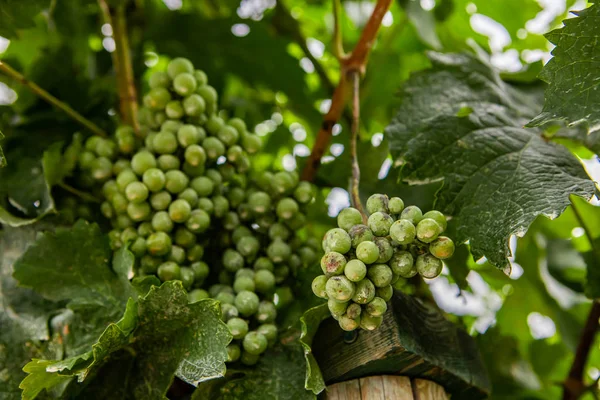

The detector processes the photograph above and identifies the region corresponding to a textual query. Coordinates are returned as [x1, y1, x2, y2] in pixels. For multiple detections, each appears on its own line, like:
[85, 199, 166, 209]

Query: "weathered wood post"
[313, 291, 491, 399]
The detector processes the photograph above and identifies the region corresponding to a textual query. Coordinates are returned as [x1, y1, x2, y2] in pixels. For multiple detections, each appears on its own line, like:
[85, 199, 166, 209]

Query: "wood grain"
[412, 379, 449, 400]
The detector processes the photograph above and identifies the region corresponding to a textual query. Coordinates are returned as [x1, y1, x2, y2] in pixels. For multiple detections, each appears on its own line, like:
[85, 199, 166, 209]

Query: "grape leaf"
[570, 194, 600, 298]
[0, 131, 6, 168]
[385, 52, 595, 269]
[299, 303, 329, 395]
[528, 2, 600, 131]
[0, 0, 50, 38]
[399, 0, 442, 50]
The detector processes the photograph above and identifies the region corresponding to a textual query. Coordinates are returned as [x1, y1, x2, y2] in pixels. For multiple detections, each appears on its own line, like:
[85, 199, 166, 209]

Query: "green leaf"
[444, 242, 471, 289]
[385, 52, 595, 269]
[570, 194, 600, 298]
[299, 303, 329, 395]
[19, 359, 74, 400]
[0, 0, 50, 38]
[529, 2, 600, 130]
[399, 0, 442, 49]
[546, 239, 586, 293]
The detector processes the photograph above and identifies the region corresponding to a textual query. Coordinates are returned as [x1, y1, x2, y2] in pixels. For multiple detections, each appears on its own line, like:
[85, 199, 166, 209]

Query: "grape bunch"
[68, 57, 320, 366]
[311, 194, 455, 332]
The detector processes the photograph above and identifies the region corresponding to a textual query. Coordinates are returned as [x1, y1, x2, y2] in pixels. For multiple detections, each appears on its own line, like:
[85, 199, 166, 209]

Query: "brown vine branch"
[333, 0, 346, 60]
[349, 70, 367, 222]
[98, 0, 140, 134]
[301, 0, 393, 181]
[0, 61, 108, 137]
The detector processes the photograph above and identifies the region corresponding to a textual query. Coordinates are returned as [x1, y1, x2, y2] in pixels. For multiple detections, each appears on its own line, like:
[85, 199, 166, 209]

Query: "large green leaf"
[385, 52, 594, 269]
[570, 195, 600, 298]
[299, 303, 329, 395]
[529, 2, 600, 131]
[0, 0, 50, 38]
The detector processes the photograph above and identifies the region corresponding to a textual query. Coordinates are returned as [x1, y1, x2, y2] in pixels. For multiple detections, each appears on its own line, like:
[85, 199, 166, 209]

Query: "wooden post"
[326, 376, 449, 400]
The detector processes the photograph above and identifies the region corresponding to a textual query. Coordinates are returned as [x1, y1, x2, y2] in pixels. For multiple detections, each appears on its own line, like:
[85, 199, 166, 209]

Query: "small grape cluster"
[311, 194, 455, 332]
[69, 57, 320, 366]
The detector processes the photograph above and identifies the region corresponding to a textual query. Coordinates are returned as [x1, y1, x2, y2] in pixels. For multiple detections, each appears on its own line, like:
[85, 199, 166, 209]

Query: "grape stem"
[301, 0, 393, 181]
[333, 0, 346, 60]
[0, 61, 108, 137]
[349, 70, 367, 223]
[98, 0, 141, 134]
[58, 182, 102, 203]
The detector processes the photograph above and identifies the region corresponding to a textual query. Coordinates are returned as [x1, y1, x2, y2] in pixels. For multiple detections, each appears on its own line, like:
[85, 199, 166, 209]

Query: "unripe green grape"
[165, 101, 184, 119]
[173, 72, 197, 96]
[422, 210, 446, 232]
[127, 201, 151, 221]
[328, 298, 348, 317]
[178, 188, 198, 208]
[267, 239, 291, 263]
[254, 269, 276, 293]
[141, 255, 161, 273]
[338, 314, 360, 331]
[376, 285, 393, 302]
[95, 139, 116, 158]
[298, 246, 317, 267]
[125, 181, 149, 203]
[182, 145, 205, 168]
[205, 169, 223, 185]
[243, 331, 268, 355]
[368, 212, 393, 237]
[103, 180, 119, 201]
[221, 212, 238, 231]
[191, 261, 209, 281]
[389, 219, 416, 245]
[284, 212, 306, 231]
[235, 290, 260, 317]
[320, 252, 346, 276]
[146, 231, 172, 256]
[390, 250, 416, 278]
[356, 241, 379, 264]
[326, 276, 355, 302]
[390, 273, 400, 285]
[186, 209, 211, 233]
[268, 223, 290, 241]
[188, 177, 212, 198]
[131, 151, 157, 175]
[157, 261, 180, 281]
[223, 249, 245, 272]
[111, 192, 128, 214]
[91, 157, 113, 180]
[100, 201, 114, 219]
[168, 245, 186, 265]
[294, 181, 315, 204]
[168, 199, 191, 223]
[274, 198, 297, 220]
[145, 87, 171, 110]
[116, 169, 138, 192]
[227, 317, 249, 340]
[366, 194, 389, 215]
[137, 222, 153, 238]
[256, 301, 277, 323]
[145, 132, 157, 151]
[274, 265, 290, 283]
[203, 137, 226, 160]
[388, 197, 404, 214]
[257, 323, 278, 346]
[198, 86, 218, 114]
[272, 171, 295, 195]
[167, 57, 194, 78]
[373, 237, 394, 264]
[177, 124, 200, 147]
[311, 275, 329, 299]
[226, 344, 241, 363]
[85, 136, 101, 152]
[324, 228, 352, 254]
[79, 151, 96, 169]
[344, 259, 367, 282]
[212, 195, 230, 218]
[150, 191, 172, 211]
[209, 284, 233, 297]
[237, 235, 260, 258]
[142, 168, 166, 193]
[225, 145, 243, 164]
[121, 227, 138, 244]
[347, 304, 362, 320]
[152, 211, 174, 232]
[154, 111, 167, 126]
[236, 268, 255, 280]
[180, 267, 195, 290]
[246, 191, 269, 214]
[367, 264, 393, 288]
[228, 117, 246, 135]
[254, 257, 274, 272]
[188, 288, 210, 303]
[337, 208, 363, 231]
[115, 214, 134, 229]
[401, 205, 423, 225]
[232, 225, 252, 242]
[164, 170, 189, 194]
[221, 303, 239, 321]
[416, 254, 443, 279]
[360, 313, 382, 331]
[234, 276, 255, 293]
[113, 159, 131, 175]
[174, 227, 196, 248]
[253, 170, 273, 191]
[149, 71, 170, 89]
[215, 291, 235, 305]
[138, 107, 155, 127]
[153, 131, 177, 155]
[416, 218, 442, 243]
[194, 69, 208, 86]
[366, 297, 387, 317]
[429, 236, 455, 259]
[348, 224, 375, 248]
[227, 187, 246, 209]
[241, 351, 260, 366]
[218, 126, 239, 146]
[157, 154, 181, 171]
[237, 203, 251, 220]
[161, 120, 182, 133]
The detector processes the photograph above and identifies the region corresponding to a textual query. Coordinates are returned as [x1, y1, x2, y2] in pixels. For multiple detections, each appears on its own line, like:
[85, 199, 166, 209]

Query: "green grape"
[374, 237, 393, 263]
[198, 86, 218, 113]
[293, 181, 314, 204]
[142, 168, 166, 192]
[206, 115, 225, 134]
[429, 236, 455, 259]
[161, 120, 182, 133]
[79, 151, 96, 169]
[356, 241, 379, 264]
[236, 268, 255, 280]
[243, 331, 268, 355]
[241, 133, 262, 154]
[366, 297, 387, 317]
[127, 202, 151, 222]
[226, 344, 241, 363]
[150, 191, 172, 211]
[348, 224, 375, 248]
[232, 225, 252, 242]
[257, 324, 278, 346]
[173, 72, 197, 96]
[221, 303, 239, 321]
[389, 219, 416, 245]
[352, 279, 375, 304]
[174, 227, 196, 248]
[376, 285, 393, 302]
[103, 180, 119, 201]
[167, 57, 194, 78]
[149, 71, 170, 89]
[157, 261, 180, 281]
[266, 239, 291, 263]
[256, 301, 277, 323]
[227, 187, 246, 209]
[111, 193, 128, 214]
[180, 267, 195, 290]
[177, 125, 200, 147]
[183, 94, 206, 117]
[360, 313, 382, 331]
[228, 118, 246, 134]
[218, 126, 239, 146]
[116, 169, 138, 192]
[367, 264, 393, 288]
[416, 254, 443, 279]
[328, 298, 348, 317]
[153, 132, 179, 156]
[178, 188, 199, 208]
[367, 212, 393, 237]
[186, 209, 211, 233]
[91, 157, 113, 180]
[311, 275, 328, 299]
[154, 111, 167, 126]
[212, 196, 230, 218]
[190, 261, 209, 281]
[203, 137, 226, 160]
[144, 87, 171, 110]
[100, 201, 114, 219]
[241, 351, 260, 366]
[95, 138, 116, 158]
[113, 159, 131, 175]
[366, 193, 389, 214]
[416, 218, 442, 243]
[146, 232, 172, 256]
[344, 259, 367, 282]
[125, 181, 149, 203]
[401, 205, 423, 225]
[274, 265, 290, 283]
[168, 199, 191, 223]
[165, 170, 189, 194]
[275, 198, 298, 220]
[268, 223, 290, 241]
[227, 317, 249, 340]
[388, 197, 405, 214]
[85, 136, 102, 152]
[422, 210, 447, 231]
[190, 176, 214, 197]
[338, 314, 360, 332]
[141, 255, 161, 274]
[254, 257, 274, 272]
[235, 290, 260, 317]
[121, 227, 137, 244]
[195, 198, 213, 215]
[223, 211, 240, 230]
[390, 251, 416, 278]
[168, 245, 186, 264]
[215, 291, 235, 305]
[325, 276, 355, 302]
[237, 235, 260, 258]
[188, 288, 210, 303]
[272, 171, 295, 195]
[226, 145, 243, 163]
[320, 252, 346, 276]
[157, 154, 181, 171]
[151, 211, 174, 234]
[324, 228, 352, 254]
[284, 212, 306, 230]
[234, 276, 255, 293]
[247, 191, 270, 214]
[166, 101, 185, 119]
[298, 246, 317, 267]
[254, 270, 276, 293]
[194, 69, 208, 86]
[115, 214, 134, 229]
[183, 162, 205, 178]
[131, 151, 157, 175]
[137, 222, 153, 237]
[223, 249, 245, 272]
[337, 208, 363, 231]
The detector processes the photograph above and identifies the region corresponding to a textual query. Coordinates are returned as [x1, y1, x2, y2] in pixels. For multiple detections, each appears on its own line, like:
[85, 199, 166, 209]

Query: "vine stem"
[58, 182, 101, 203]
[0, 61, 108, 137]
[301, 0, 393, 182]
[349, 70, 367, 222]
